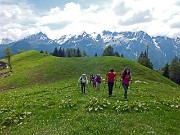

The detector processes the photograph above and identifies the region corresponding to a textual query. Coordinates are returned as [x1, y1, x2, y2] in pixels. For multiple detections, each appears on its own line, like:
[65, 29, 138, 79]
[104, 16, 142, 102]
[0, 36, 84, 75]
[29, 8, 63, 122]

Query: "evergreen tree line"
[103, 45, 153, 70]
[41, 47, 87, 57]
[49, 46, 124, 58]
[102, 45, 124, 57]
[160, 56, 180, 85]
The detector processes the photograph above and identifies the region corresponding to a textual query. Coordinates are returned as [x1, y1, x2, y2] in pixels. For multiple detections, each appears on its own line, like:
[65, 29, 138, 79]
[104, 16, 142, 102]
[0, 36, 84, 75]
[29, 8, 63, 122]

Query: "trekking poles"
[118, 79, 122, 90]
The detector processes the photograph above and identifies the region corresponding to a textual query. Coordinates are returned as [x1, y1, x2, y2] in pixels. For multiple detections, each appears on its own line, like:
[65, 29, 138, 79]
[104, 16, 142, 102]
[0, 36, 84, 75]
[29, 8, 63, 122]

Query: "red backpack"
[120, 71, 123, 78]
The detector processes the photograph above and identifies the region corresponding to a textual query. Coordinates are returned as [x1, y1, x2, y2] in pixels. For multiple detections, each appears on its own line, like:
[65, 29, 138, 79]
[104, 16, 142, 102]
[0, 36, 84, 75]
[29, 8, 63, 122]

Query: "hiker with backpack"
[78, 74, 88, 93]
[91, 74, 96, 88]
[90, 74, 94, 84]
[106, 68, 116, 97]
[121, 67, 132, 101]
[95, 74, 102, 90]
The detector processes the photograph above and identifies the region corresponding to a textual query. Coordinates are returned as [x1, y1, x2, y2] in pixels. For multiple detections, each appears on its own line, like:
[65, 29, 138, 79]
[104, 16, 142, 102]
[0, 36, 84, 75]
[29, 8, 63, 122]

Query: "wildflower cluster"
[0, 108, 32, 128]
[86, 97, 110, 112]
[59, 99, 77, 109]
[113, 100, 149, 113]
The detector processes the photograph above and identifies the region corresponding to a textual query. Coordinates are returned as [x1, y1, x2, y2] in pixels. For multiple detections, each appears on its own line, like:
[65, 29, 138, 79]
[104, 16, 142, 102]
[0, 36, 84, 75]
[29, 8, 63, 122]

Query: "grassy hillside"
[0, 50, 177, 90]
[0, 51, 180, 135]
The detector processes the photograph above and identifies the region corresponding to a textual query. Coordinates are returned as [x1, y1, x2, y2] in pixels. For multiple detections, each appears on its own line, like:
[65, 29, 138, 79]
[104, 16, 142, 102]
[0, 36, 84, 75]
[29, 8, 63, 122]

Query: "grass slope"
[0, 50, 180, 135]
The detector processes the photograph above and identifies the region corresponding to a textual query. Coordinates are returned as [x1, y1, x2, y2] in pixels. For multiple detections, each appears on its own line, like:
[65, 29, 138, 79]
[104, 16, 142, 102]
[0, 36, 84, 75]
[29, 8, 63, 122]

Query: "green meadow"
[0, 50, 180, 135]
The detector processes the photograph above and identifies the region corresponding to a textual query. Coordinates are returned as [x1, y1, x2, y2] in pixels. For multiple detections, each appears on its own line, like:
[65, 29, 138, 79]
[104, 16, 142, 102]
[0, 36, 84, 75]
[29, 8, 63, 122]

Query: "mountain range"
[0, 31, 179, 69]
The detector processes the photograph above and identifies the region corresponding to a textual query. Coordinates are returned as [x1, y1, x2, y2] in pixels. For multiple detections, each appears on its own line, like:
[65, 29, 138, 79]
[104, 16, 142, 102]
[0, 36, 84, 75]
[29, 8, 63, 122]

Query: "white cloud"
[0, 1, 39, 40]
[0, 0, 180, 41]
[168, 14, 180, 29]
[36, 2, 82, 27]
[112, 0, 131, 16]
[110, 0, 180, 37]
[36, 2, 119, 39]
[119, 9, 153, 25]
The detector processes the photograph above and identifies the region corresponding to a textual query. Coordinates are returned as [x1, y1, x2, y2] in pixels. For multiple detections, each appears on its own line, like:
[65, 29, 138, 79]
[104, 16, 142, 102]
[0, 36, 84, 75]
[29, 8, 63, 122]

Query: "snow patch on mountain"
[1, 38, 13, 44]
[90, 32, 98, 41]
[0, 30, 179, 69]
[153, 39, 161, 50]
[55, 34, 73, 44]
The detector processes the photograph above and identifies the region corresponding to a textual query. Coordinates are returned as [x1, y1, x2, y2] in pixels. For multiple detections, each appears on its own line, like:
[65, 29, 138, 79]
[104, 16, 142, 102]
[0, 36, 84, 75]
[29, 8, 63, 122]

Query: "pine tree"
[52, 47, 58, 56]
[102, 45, 115, 56]
[66, 48, 77, 57]
[95, 52, 98, 57]
[169, 56, 180, 84]
[66, 48, 72, 57]
[82, 50, 87, 57]
[138, 51, 153, 70]
[4, 48, 13, 72]
[120, 54, 124, 58]
[76, 48, 82, 57]
[58, 47, 64, 57]
[162, 63, 169, 78]
[45, 51, 48, 54]
[62, 49, 66, 57]
[115, 51, 120, 57]
[72, 49, 76, 57]
[40, 50, 44, 53]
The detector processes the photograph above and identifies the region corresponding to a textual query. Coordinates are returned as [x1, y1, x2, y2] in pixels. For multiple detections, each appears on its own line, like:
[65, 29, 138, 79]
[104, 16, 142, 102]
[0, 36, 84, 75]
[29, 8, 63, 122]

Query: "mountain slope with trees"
[0, 31, 179, 69]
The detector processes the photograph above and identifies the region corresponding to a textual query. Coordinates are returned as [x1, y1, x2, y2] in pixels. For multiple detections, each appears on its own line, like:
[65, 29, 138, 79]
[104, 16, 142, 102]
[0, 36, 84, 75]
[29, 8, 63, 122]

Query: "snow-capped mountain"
[0, 31, 179, 69]
[1, 38, 13, 44]
[22, 32, 52, 45]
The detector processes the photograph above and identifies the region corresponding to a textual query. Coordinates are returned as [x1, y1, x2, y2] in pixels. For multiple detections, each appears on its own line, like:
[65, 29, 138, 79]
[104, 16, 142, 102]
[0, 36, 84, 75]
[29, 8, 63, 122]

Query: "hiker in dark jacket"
[95, 74, 102, 90]
[78, 74, 88, 93]
[121, 67, 132, 101]
[90, 74, 96, 87]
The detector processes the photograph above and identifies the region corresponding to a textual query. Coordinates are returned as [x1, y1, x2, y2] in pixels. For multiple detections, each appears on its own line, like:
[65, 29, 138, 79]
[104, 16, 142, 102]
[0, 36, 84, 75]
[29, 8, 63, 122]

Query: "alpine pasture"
[0, 50, 180, 135]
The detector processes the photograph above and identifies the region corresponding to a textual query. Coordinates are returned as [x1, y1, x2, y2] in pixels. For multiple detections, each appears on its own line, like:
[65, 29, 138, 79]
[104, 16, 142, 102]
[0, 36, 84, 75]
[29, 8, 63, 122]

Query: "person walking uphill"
[78, 74, 88, 93]
[106, 68, 116, 97]
[95, 74, 102, 90]
[121, 67, 132, 101]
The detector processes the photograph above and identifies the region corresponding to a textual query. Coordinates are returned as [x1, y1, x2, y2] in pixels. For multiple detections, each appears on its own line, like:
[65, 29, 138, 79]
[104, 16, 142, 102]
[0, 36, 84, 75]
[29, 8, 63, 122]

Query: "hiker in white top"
[78, 74, 88, 93]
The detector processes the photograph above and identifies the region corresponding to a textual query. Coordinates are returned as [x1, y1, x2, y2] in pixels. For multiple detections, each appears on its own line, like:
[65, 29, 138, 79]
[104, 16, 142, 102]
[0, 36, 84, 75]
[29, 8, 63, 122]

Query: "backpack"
[120, 71, 123, 78]
[80, 76, 87, 83]
[96, 75, 101, 83]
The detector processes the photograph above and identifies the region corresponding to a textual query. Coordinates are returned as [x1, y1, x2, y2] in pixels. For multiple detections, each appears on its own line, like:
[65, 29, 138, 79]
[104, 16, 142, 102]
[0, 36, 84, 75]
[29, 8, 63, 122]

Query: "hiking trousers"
[81, 83, 86, 93]
[108, 82, 114, 96]
[122, 83, 129, 99]
[96, 82, 100, 90]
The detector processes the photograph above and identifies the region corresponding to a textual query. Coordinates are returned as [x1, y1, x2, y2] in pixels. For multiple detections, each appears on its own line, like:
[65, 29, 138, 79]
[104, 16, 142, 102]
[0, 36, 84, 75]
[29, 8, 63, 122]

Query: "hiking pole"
[119, 79, 122, 90]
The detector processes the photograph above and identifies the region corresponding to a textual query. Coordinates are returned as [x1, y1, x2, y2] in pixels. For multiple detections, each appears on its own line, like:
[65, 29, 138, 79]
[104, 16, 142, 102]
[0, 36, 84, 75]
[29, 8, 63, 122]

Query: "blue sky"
[0, 0, 180, 41]
[27, 0, 108, 10]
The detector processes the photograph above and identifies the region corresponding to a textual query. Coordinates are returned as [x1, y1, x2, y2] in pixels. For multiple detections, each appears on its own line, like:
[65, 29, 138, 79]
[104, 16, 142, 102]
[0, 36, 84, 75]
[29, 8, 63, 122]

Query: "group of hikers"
[78, 67, 132, 101]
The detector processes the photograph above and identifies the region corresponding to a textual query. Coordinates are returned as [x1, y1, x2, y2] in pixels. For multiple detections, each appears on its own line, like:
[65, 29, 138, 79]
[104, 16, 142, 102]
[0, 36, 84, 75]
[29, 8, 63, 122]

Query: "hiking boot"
[124, 98, 128, 101]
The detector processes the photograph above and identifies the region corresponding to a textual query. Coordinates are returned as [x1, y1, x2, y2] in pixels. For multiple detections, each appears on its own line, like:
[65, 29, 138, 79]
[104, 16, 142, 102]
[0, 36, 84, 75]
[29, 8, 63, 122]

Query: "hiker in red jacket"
[106, 68, 116, 97]
[121, 67, 132, 101]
